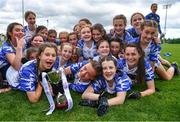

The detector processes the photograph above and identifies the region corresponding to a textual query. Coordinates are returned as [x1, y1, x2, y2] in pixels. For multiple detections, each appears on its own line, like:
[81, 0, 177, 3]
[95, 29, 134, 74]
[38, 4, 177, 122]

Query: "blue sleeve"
[128, 37, 139, 44]
[2, 42, 15, 54]
[18, 66, 37, 91]
[91, 77, 105, 93]
[115, 72, 132, 92]
[149, 42, 161, 63]
[145, 59, 154, 81]
[117, 58, 124, 70]
[70, 60, 88, 75]
[125, 31, 134, 42]
[145, 13, 151, 20]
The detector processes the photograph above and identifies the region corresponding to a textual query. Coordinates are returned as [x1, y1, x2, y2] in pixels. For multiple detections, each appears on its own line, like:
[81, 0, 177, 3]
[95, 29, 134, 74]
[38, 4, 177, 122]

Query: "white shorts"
[6, 66, 19, 87]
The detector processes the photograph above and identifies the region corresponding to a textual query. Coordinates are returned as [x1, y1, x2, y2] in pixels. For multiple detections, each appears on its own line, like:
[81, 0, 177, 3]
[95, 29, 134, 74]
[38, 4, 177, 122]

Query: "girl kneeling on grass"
[16, 42, 57, 103]
[117, 43, 155, 99]
[81, 56, 132, 116]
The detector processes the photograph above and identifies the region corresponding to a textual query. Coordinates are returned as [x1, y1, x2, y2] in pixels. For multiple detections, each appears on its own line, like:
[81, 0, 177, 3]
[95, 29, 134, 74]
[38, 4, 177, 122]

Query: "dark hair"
[36, 25, 47, 34]
[24, 10, 36, 21]
[29, 34, 44, 47]
[125, 43, 145, 84]
[96, 39, 109, 49]
[113, 14, 127, 25]
[92, 23, 107, 40]
[73, 24, 79, 32]
[130, 12, 145, 25]
[89, 60, 102, 78]
[110, 37, 125, 52]
[151, 3, 158, 8]
[79, 18, 92, 25]
[6, 22, 23, 42]
[100, 56, 117, 68]
[48, 29, 57, 37]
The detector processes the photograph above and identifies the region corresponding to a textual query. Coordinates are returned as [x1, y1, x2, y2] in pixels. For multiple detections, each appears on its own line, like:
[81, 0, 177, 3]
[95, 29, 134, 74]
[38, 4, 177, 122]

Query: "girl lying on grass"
[15, 42, 57, 103]
[130, 20, 179, 80]
[117, 43, 155, 99]
[81, 56, 132, 116]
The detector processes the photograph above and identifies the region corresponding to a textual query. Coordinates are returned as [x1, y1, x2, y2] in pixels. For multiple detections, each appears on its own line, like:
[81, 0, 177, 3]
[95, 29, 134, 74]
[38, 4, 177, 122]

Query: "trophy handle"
[59, 67, 73, 111]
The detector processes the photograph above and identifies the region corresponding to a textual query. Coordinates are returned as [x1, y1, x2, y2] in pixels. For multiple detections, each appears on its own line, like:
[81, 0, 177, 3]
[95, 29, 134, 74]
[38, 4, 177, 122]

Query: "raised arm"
[6, 37, 24, 70]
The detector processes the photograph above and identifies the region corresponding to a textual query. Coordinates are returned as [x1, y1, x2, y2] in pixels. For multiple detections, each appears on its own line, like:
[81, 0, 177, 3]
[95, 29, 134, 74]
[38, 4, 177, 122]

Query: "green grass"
[0, 44, 180, 121]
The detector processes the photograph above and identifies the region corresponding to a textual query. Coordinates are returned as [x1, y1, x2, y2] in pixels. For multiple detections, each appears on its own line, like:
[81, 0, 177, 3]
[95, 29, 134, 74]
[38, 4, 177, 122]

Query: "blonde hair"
[140, 20, 158, 30]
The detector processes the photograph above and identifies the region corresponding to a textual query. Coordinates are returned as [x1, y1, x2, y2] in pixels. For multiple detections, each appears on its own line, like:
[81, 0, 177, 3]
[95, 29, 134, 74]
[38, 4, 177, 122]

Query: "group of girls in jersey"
[0, 9, 179, 116]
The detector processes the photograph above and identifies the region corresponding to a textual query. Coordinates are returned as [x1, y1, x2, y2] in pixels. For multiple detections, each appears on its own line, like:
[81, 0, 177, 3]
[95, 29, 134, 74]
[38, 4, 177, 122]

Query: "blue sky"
[0, 0, 180, 38]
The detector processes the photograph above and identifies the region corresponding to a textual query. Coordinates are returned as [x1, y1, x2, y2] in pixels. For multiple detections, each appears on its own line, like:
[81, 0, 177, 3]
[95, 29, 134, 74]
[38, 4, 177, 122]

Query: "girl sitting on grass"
[0, 22, 24, 93]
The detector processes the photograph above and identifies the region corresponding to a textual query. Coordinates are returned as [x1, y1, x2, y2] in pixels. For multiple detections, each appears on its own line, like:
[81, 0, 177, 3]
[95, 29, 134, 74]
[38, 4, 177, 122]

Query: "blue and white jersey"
[53, 56, 71, 70]
[107, 31, 133, 43]
[77, 39, 97, 60]
[93, 55, 101, 62]
[117, 58, 154, 82]
[0, 41, 16, 68]
[68, 60, 90, 93]
[127, 27, 140, 38]
[129, 37, 161, 65]
[16, 60, 38, 91]
[77, 39, 84, 49]
[145, 13, 162, 34]
[24, 25, 36, 42]
[92, 72, 131, 94]
[24, 25, 36, 49]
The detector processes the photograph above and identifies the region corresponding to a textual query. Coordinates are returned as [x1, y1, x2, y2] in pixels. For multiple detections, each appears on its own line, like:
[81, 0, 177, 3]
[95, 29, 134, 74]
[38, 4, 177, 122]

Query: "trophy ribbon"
[41, 72, 55, 115]
[59, 67, 73, 111]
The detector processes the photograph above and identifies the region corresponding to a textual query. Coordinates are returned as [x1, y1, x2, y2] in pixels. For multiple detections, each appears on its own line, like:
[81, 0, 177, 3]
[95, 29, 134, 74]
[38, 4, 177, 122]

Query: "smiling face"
[97, 41, 110, 58]
[102, 60, 116, 81]
[110, 41, 121, 57]
[69, 34, 78, 46]
[48, 33, 57, 43]
[80, 26, 92, 42]
[59, 33, 68, 43]
[78, 63, 97, 81]
[125, 47, 141, 69]
[131, 14, 144, 30]
[151, 4, 158, 13]
[38, 29, 48, 39]
[9, 24, 24, 44]
[113, 19, 126, 35]
[39, 47, 57, 71]
[31, 35, 44, 48]
[141, 26, 156, 44]
[61, 44, 73, 61]
[92, 29, 102, 42]
[25, 13, 36, 27]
